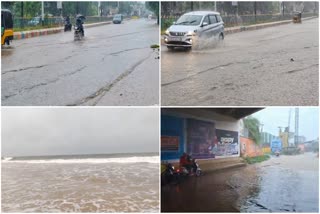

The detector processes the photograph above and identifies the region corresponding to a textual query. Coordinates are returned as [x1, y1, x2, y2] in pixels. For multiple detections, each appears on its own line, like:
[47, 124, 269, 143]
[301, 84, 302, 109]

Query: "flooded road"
[241, 153, 319, 212]
[2, 19, 159, 106]
[161, 18, 319, 106]
[161, 153, 319, 212]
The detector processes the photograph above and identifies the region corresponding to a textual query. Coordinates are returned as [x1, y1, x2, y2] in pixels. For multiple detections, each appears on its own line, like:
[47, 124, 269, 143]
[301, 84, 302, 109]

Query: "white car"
[164, 11, 224, 50]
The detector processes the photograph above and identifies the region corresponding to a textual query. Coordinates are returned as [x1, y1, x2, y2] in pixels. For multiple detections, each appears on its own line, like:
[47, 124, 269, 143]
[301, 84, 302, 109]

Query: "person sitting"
[76, 16, 84, 36]
[179, 152, 194, 174]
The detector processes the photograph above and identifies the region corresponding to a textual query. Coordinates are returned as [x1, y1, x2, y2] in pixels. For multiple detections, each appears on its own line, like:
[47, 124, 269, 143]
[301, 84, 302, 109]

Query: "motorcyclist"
[179, 152, 194, 174]
[75, 15, 84, 36]
[65, 15, 70, 24]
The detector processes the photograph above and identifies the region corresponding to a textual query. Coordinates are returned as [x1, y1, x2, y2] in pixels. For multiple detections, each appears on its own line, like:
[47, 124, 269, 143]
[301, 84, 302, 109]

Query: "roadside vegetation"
[244, 155, 270, 164]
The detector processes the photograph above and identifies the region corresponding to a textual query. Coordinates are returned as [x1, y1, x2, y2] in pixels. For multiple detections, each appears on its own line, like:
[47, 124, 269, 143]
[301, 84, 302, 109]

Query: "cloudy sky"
[2, 108, 159, 157]
[252, 107, 319, 141]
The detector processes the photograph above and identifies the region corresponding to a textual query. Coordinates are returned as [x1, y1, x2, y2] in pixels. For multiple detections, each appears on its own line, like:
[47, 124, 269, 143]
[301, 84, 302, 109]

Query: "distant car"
[164, 11, 224, 50]
[113, 14, 123, 24]
[28, 17, 41, 26]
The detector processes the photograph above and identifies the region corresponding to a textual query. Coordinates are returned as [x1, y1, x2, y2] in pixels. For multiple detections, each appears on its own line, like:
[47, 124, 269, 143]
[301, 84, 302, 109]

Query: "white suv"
[164, 11, 224, 50]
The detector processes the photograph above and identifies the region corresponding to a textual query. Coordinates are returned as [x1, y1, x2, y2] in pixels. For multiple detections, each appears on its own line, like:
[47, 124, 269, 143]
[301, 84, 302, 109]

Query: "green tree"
[146, 2, 159, 24]
[243, 116, 261, 144]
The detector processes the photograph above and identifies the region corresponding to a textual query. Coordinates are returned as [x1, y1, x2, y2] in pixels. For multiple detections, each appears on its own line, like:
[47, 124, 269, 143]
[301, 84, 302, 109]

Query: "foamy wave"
[2, 156, 159, 164]
[3, 157, 13, 161]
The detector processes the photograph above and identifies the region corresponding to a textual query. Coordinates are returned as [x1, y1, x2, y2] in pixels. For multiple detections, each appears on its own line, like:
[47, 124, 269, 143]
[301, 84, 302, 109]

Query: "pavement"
[2, 19, 159, 106]
[161, 18, 319, 106]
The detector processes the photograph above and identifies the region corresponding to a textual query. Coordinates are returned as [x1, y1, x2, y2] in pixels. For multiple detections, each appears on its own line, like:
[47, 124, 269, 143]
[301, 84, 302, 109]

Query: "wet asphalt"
[161, 18, 319, 106]
[2, 19, 159, 106]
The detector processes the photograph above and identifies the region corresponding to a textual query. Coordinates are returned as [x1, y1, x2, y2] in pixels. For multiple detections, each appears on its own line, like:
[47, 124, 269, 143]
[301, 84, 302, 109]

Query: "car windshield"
[175, 15, 202, 26]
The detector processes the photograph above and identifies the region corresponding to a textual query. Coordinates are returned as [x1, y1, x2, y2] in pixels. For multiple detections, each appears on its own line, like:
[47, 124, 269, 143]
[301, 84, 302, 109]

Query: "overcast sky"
[252, 107, 319, 141]
[2, 108, 159, 157]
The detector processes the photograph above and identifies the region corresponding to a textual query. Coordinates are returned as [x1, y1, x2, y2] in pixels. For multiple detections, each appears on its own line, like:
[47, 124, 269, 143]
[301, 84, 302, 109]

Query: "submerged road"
[2, 19, 159, 106]
[161, 18, 319, 106]
[161, 153, 319, 212]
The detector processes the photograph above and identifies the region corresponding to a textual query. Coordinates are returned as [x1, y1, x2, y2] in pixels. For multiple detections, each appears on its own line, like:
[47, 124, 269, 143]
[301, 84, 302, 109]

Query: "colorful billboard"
[161, 136, 179, 152]
[215, 129, 239, 157]
[186, 119, 215, 159]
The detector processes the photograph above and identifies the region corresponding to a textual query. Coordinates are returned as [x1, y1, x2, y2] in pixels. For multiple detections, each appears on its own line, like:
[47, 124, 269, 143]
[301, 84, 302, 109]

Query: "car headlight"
[165, 29, 169, 35]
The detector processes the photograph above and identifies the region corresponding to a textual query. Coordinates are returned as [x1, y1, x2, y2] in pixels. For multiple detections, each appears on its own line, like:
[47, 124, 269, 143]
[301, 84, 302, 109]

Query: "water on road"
[2, 19, 159, 106]
[161, 153, 319, 212]
[161, 18, 319, 106]
[241, 153, 319, 212]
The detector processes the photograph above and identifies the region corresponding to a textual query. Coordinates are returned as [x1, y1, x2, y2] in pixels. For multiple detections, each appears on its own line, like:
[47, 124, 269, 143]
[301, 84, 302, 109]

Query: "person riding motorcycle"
[75, 15, 84, 36]
[179, 153, 195, 174]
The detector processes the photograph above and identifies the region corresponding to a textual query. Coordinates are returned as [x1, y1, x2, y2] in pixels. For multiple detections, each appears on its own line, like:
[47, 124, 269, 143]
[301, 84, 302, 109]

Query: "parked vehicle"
[164, 11, 224, 50]
[1, 9, 13, 45]
[161, 163, 180, 186]
[113, 14, 123, 24]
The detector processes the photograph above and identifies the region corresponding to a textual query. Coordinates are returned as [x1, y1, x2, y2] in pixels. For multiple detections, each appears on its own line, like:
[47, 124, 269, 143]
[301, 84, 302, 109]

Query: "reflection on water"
[241, 153, 319, 212]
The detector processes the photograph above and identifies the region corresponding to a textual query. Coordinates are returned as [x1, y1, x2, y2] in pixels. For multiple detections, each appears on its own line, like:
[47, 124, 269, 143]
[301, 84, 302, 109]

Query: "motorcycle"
[74, 14, 85, 41]
[161, 163, 180, 186]
[64, 20, 72, 32]
[74, 24, 84, 41]
[179, 158, 202, 177]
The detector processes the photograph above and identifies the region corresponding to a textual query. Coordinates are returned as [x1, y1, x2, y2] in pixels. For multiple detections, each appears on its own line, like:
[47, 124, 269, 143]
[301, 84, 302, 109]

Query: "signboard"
[215, 129, 239, 156]
[57, 1, 62, 9]
[161, 136, 179, 151]
[187, 119, 215, 159]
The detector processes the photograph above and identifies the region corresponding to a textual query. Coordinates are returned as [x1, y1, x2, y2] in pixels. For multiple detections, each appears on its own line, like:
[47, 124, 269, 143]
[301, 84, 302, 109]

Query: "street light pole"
[41, 1, 44, 25]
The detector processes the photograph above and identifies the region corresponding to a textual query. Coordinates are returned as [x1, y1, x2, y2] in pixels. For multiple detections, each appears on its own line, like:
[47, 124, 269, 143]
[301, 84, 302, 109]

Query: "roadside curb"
[161, 16, 317, 45]
[13, 20, 114, 40]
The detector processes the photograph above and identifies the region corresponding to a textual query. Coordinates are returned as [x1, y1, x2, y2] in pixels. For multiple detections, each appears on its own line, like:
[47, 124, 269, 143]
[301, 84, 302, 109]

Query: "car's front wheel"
[167, 46, 174, 50]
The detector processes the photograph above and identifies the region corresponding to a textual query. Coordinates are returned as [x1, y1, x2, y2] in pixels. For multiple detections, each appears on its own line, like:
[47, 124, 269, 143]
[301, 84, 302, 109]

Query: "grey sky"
[252, 107, 319, 141]
[2, 108, 159, 157]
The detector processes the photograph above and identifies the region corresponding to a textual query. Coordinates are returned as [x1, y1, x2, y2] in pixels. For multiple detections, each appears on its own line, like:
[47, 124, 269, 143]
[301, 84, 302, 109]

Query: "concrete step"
[201, 162, 247, 173]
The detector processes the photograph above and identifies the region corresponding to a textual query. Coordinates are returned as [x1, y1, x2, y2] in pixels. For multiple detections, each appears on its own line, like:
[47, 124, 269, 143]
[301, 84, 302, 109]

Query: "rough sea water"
[2, 153, 159, 212]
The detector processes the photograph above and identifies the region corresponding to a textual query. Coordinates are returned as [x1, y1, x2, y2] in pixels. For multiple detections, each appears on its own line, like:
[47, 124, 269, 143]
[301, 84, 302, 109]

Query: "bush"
[244, 154, 270, 164]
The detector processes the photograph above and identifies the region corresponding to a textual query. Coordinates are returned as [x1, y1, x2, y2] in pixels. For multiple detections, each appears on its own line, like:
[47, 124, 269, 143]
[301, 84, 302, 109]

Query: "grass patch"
[244, 154, 270, 164]
[150, 44, 159, 49]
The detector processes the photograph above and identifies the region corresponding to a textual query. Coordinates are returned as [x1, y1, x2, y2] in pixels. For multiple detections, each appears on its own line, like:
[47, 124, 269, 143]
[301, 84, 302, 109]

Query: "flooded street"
[161, 18, 319, 106]
[241, 153, 319, 212]
[161, 153, 319, 212]
[2, 19, 159, 106]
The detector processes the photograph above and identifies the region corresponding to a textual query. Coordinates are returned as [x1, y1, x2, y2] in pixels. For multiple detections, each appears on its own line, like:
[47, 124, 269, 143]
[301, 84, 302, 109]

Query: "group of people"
[64, 14, 85, 36]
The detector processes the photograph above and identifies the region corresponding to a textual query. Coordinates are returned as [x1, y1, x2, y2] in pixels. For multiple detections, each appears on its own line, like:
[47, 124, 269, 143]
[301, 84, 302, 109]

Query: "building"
[240, 136, 264, 157]
[161, 108, 262, 164]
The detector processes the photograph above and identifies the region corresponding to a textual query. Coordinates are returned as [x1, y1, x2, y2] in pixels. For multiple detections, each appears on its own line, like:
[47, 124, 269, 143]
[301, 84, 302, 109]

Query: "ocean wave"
[2, 156, 159, 164]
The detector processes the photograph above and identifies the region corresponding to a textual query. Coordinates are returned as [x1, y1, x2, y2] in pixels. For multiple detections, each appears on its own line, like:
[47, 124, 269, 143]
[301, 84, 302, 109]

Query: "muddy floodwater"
[241, 152, 319, 212]
[161, 153, 319, 212]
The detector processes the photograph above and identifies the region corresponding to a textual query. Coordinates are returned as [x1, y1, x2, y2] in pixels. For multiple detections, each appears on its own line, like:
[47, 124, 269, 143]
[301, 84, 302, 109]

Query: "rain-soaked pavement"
[161, 153, 319, 212]
[161, 18, 319, 106]
[2, 19, 159, 106]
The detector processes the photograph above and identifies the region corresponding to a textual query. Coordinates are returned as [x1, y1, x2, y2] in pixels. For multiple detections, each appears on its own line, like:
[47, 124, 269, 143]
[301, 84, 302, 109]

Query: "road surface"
[161, 153, 319, 212]
[2, 19, 159, 106]
[161, 18, 319, 106]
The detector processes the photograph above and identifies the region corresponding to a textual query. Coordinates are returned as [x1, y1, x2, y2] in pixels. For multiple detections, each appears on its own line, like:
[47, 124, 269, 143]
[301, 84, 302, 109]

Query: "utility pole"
[214, 2, 217, 11]
[254, 1, 257, 23]
[41, 1, 44, 26]
[21, 2, 24, 28]
[294, 108, 299, 147]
